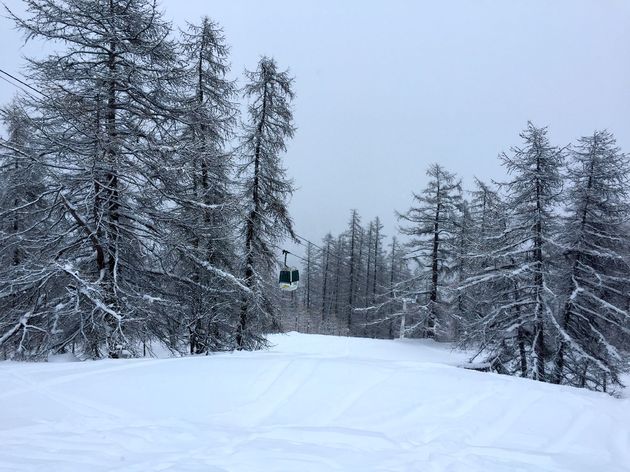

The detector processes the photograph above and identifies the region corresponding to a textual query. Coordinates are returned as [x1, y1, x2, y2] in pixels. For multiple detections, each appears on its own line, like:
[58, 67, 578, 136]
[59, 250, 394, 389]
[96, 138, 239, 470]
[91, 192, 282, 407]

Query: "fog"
[1, 0, 628, 244]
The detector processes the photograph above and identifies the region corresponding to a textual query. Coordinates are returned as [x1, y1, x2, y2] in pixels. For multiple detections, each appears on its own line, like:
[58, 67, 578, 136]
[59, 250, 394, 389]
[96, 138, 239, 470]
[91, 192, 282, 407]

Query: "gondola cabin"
[279, 267, 299, 291]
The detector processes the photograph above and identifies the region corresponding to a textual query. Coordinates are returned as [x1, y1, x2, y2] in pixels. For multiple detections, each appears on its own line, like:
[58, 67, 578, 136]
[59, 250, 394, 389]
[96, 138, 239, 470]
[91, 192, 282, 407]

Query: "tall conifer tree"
[236, 57, 296, 349]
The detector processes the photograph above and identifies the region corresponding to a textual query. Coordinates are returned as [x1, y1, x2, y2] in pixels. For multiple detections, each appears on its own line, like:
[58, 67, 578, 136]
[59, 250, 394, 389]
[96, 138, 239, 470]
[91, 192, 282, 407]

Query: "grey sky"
[1, 0, 629, 249]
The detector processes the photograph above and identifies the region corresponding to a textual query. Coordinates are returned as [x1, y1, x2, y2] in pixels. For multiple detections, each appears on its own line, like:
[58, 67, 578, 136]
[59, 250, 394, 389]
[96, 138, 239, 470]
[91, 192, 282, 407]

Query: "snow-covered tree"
[0, 101, 57, 358]
[450, 197, 474, 337]
[319, 232, 334, 325]
[345, 209, 363, 334]
[458, 179, 506, 331]
[158, 17, 242, 354]
[358, 217, 389, 337]
[0, 102, 44, 268]
[370, 217, 386, 305]
[8, 0, 183, 357]
[398, 163, 462, 338]
[363, 221, 375, 307]
[236, 57, 296, 349]
[552, 130, 630, 390]
[303, 241, 316, 314]
[462, 123, 564, 380]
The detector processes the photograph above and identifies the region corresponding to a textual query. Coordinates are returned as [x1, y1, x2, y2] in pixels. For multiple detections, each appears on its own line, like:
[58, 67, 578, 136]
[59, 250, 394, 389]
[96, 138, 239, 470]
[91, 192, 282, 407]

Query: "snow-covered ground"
[1, 333, 629, 472]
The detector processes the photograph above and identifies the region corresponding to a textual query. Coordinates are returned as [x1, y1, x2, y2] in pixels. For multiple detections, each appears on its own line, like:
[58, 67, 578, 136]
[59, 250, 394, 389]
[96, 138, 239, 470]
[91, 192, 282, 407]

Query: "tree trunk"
[104, 24, 122, 358]
[428, 200, 441, 338]
[237, 80, 268, 349]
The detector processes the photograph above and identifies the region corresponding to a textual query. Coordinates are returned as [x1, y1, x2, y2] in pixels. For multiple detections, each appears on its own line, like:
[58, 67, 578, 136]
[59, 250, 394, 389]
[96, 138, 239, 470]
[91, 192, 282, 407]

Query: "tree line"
[285, 124, 630, 394]
[0, 0, 297, 357]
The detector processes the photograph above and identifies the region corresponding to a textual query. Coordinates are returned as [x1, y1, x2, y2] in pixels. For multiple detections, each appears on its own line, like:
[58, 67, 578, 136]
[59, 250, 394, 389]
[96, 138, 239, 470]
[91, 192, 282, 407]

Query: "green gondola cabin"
[279, 267, 299, 291]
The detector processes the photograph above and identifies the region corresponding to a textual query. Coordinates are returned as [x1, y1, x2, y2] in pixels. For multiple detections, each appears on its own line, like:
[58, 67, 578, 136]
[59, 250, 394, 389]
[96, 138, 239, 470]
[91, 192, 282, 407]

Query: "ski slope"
[1, 333, 629, 472]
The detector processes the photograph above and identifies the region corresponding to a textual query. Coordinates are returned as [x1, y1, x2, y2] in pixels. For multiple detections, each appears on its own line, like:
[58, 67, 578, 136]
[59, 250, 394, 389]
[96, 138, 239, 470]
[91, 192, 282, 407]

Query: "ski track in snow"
[0, 333, 629, 472]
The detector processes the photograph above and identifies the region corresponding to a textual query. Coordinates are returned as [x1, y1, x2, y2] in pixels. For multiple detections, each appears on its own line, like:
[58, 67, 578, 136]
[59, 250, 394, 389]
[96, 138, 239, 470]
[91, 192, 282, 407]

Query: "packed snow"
[1, 333, 629, 471]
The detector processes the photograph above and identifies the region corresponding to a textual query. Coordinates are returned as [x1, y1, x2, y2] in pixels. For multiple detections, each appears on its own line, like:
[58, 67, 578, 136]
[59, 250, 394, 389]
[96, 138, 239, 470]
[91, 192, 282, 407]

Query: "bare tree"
[552, 130, 630, 391]
[398, 164, 462, 338]
[236, 57, 296, 349]
[8, 0, 183, 357]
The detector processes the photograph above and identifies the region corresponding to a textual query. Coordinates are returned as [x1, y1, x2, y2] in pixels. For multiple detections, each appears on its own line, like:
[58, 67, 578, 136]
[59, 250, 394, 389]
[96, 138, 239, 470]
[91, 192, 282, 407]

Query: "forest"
[1, 0, 629, 395]
[285, 126, 630, 394]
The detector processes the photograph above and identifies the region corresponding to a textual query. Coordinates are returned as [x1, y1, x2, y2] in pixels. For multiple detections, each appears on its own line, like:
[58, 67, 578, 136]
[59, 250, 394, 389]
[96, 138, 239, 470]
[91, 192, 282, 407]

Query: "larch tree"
[552, 130, 630, 391]
[236, 56, 296, 350]
[9, 0, 183, 357]
[364, 221, 374, 308]
[159, 17, 242, 354]
[360, 216, 387, 338]
[386, 236, 414, 338]
[450, 197, 474, 337]
[332, 234, 347, 330]
[398, 164, 462, 338]
[355, 232, 416, 340]
[458, 178, 508, 343]
[345, 209, 363, 334]
[303, 241, 315, 315]
[0, 100, 56, 358]
[371, 216, 386, 305]
[319, 232, 334, 323]
[500, 123, 564, 381]
[463, 124, 564, 380]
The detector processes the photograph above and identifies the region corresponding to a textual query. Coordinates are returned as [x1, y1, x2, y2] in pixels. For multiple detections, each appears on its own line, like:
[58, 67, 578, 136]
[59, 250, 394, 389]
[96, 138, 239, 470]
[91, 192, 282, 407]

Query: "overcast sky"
[1, 0, 629, 250]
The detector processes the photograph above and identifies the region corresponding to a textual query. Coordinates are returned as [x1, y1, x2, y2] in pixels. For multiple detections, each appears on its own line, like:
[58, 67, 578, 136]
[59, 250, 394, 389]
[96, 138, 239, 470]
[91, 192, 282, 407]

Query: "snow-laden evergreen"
[552, 131, 630, 390]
